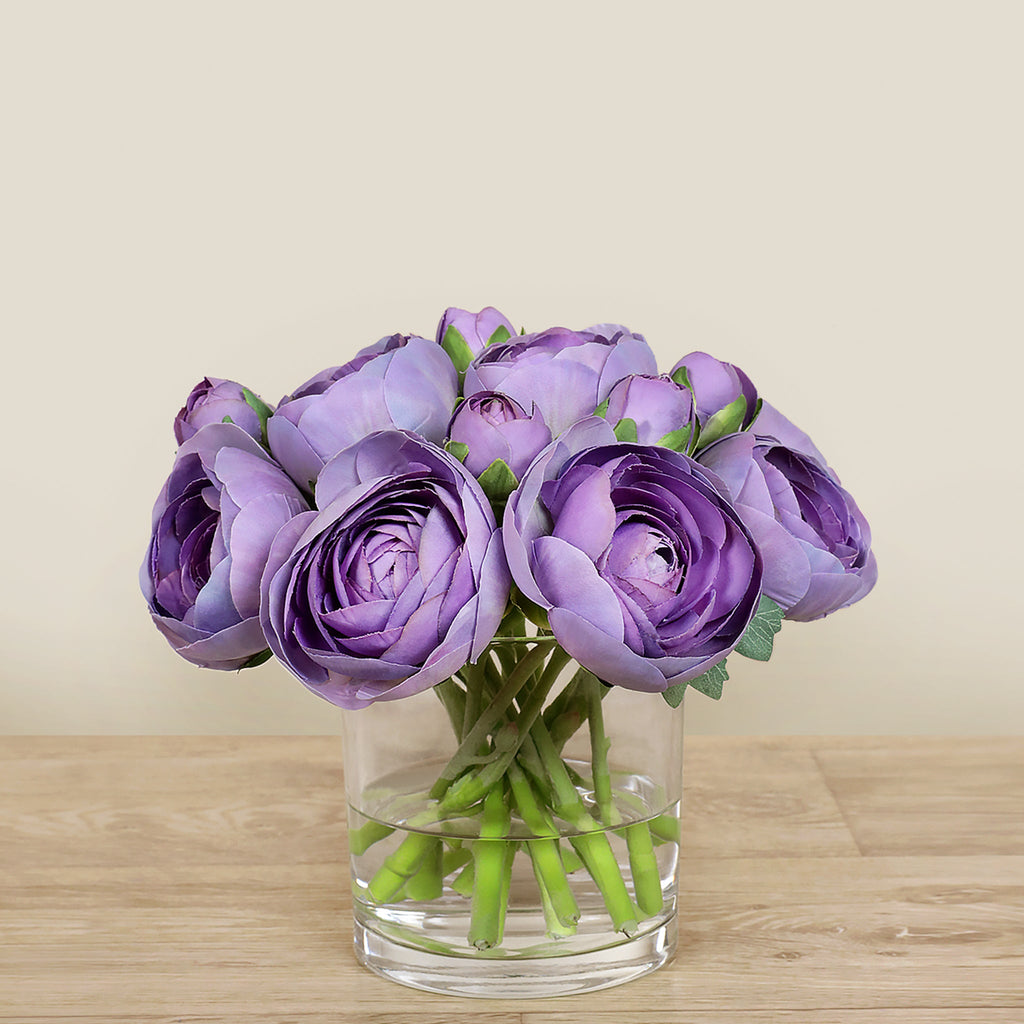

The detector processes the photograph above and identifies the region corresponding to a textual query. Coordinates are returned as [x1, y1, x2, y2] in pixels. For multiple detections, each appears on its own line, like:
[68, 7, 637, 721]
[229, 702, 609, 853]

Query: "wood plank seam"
[810, 746, 866, 856]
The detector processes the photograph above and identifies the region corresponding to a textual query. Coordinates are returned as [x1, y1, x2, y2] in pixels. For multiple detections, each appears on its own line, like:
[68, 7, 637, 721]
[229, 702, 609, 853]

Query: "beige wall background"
[2, 1, 1021, 735]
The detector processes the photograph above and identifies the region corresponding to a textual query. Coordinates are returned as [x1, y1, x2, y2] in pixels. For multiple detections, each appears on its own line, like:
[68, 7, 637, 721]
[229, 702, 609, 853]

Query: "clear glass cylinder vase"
[340, 643, 685, 998]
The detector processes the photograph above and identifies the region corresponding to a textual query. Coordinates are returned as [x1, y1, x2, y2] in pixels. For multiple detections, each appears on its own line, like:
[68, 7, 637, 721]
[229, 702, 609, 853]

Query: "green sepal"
[445, 440, 470, 463]
[441, 325, 474, 376]
[694, 395, 747, 451]
[670, 365, 692, 389]
[477, 458, 518, 503]
[513, 587, 550, 630]
[241, 387, 273, 447]
[734, 595, 783, 661]
[662, 659, 728, 707]
[593, 398, 610, 418]
[239, 648, 274, 670]
[487, 325, 512, 347]
[613, 418, 638, 443]
[656, 424, 694, 453]
[222, 415, 234, 424]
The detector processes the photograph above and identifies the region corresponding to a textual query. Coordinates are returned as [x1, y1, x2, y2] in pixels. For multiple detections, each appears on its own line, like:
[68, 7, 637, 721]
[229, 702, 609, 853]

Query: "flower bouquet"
[142, 306, 876, 996]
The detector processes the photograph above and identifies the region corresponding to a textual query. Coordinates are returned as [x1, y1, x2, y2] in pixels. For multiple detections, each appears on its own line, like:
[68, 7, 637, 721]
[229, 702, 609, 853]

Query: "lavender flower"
[260, 431, 510, 709]
[699, 431, 877, 619]
[504, 419, 763, 692]
[174, 377, 271, 445]
[465, 324, 657, 436]
[267, 335, 458, 492]
[447, 391, 551, 478]
[141, 423, 308, 669]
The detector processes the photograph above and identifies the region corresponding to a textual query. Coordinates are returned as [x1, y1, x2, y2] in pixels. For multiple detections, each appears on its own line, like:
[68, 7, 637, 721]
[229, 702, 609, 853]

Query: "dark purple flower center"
[151, 456, 219, 620]
[763, 447, 868, 570]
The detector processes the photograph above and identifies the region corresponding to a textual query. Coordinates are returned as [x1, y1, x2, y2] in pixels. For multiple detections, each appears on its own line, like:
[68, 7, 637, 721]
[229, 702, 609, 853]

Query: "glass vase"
[340, 639, 685, 998]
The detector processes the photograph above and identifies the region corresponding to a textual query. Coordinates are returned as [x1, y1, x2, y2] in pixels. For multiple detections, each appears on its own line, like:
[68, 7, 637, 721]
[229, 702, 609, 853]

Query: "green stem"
[468, 785, 512, 949]
[348, 819, 395, 857]
[461, 661, 487, 748]
[586, 673, 615, 825]
[435, 645, 570, 814]
[507, 761, 579, 928]
[529, 717, 637, 935]
[367, 830, 436, 903]
[429, 643, 550, 800]
[434, 678, 467, 741]
[487, 635, 559, 645]
[451, 858, 475, 896]
[403, 837, 443, 901]
[624, 822, 663, 917]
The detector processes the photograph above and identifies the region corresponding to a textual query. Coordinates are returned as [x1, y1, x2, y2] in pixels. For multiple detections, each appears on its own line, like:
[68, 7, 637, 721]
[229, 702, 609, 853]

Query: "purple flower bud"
[174, 377, 271, 445]
[447, 391, 552, 478]
[260, 431, 511, 709]
[267, 335, 458, 492]
[671, 351, 759, 429]
[283, 334, 408, 402]
[465, 324, 657, 436]
[604, 374, 696, 445]
[504, 419, 763, 693]
[141, 423, 309, 669]
[436, 306, 516, 356]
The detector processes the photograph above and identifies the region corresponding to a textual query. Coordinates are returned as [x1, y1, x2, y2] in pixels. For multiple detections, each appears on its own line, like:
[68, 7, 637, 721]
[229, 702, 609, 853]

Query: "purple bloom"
[698, 431, 877, 620]
[141, 423, 309, 669]
[174, 377, 271, 445]
[260, 430, 510, 709]
[436, 306, 516, 356]
[464, 324, 657, 436]
[671, 351, 759, 430]
[604, 374, 696, 446]
[504, 419, 763, 692]
[267, 335, 458, 492]
[447, 391, 552, 478]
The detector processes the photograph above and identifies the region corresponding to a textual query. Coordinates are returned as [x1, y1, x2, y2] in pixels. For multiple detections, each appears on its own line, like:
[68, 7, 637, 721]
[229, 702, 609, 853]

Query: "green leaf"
[746, 396, 763, 430]
[239, 648, 274, 670]
[670, 365, 692, 389]
[656, 424, 693, 453]
[662, 660, 729, 707]
[613, 417, 638, 443]
[441, 325, 474, 376]
[445, 440, 470, 463]
[487, 325, 512, 347]
[221, 415, 234, 424]
[477, 458, 519, 503]
[593, 398, 610, 418]
[241, 387, 273, 447]
[734, 595, 784, 661]
[694, 395, 747, 451]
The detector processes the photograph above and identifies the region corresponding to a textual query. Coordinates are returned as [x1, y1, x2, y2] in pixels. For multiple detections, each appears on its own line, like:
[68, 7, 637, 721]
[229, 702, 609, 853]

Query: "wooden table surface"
[2, 735, 1022, 1023]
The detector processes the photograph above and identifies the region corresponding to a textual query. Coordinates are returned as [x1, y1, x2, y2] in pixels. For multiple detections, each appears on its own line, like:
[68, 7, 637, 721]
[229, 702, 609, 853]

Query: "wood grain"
[2, 736, 1022, 1021]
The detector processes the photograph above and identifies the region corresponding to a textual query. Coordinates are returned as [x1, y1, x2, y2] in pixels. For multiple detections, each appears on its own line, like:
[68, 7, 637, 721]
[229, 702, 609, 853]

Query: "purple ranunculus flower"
[671, 351, 759, 430]
[267, 334, 458, 493]
[260, 430, 510, 709]
[436, 306, 516, 356]
[447, 391, 552, 478]
[604, 374, 696, 446]
[698, 431, 877, 621]
[141, 422, 309, 669]
[174, 377, 272, 445]
[464, 324, 657, 437]
[504, 419, 763, 693]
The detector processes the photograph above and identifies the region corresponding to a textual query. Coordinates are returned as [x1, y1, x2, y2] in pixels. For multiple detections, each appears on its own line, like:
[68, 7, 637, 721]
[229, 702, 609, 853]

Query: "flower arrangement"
[142, 307, 876, 957]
